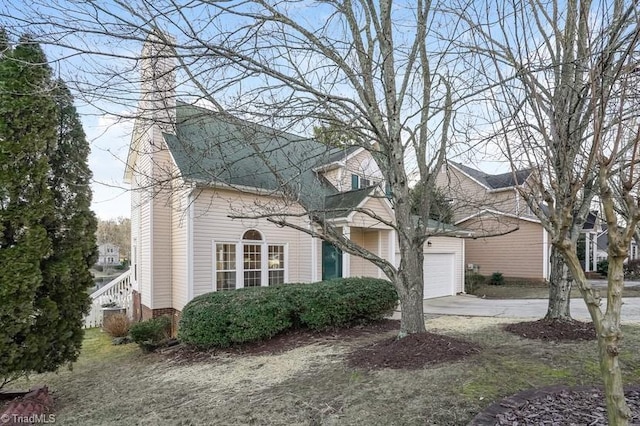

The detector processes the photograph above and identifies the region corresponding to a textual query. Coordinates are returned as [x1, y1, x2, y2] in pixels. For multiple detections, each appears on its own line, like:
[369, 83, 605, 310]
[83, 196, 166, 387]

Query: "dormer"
[314, 146, 383, 192]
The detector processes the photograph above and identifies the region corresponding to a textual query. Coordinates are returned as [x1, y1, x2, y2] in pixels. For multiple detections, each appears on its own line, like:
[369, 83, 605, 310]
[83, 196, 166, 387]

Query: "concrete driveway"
[417, 294, 640, 322]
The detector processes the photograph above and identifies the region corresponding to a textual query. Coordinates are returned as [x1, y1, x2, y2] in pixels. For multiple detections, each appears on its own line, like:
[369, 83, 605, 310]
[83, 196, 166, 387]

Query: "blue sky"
[84, 106, 132, 220]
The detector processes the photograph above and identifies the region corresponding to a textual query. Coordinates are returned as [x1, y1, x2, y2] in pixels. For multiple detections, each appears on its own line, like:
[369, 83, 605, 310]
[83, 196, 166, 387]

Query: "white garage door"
[424, 253, 455, 299]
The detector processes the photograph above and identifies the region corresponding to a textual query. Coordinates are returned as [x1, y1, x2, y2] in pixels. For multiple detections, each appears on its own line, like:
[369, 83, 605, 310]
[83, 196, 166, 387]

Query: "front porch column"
[309, 221, 318, 282]
[592, 233, 598, 272]
[585, 234, 591, 272]
[377, 230, 383, 278]
[388, 229, 397, 268]
[342, 226, 350, 278]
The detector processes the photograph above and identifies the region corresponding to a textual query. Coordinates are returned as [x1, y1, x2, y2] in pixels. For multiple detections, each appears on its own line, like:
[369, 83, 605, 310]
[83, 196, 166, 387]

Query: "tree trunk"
[599, 256, 631, 425]
[599, 329, 631, 425]
[563, 247, 631, 425]
[545, 246, 572, 320]
[397, 284, 427, 337]
[396, 233, 426, 336]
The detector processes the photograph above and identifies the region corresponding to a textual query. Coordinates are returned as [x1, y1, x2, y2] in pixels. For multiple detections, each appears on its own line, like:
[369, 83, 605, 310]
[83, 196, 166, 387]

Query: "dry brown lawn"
[9, 316, 640, 425]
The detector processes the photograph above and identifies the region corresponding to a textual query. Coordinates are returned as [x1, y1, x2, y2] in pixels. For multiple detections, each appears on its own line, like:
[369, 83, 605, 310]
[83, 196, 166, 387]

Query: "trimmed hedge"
[178, 277, 398, 348]
[292, 278, 399, 330]
[178, 287, 294, 348]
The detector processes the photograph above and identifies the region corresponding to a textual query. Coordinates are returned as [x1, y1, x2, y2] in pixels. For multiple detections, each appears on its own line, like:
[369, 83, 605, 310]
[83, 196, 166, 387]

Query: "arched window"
[242, 229, 263, 241]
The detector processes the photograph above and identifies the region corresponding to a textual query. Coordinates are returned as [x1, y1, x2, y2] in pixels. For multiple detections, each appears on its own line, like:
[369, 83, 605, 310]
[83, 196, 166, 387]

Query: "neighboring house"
[124, 34, 468, 324]
[435, 161, 600, 281]
[596, 225, 640, 264]
[97, 243, 120, 266]
[581, 212, 602, 272]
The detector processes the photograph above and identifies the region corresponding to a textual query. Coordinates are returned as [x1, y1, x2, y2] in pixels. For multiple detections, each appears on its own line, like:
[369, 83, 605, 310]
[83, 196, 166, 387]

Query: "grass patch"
[11, 317, 640, 425]
[470, 282, 640, 299]
[66, 328, 139, 367]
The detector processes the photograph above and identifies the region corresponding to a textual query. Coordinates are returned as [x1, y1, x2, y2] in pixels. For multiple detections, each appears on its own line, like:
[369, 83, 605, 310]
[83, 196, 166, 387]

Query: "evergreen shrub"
[130, 316, 171, 352]
[178, 278, 397, 348]
[489, 272, 505, 286]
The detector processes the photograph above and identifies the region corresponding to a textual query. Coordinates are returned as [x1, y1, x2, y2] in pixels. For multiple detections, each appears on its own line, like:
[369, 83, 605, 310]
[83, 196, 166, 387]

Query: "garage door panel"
[424, 253, 455, 299]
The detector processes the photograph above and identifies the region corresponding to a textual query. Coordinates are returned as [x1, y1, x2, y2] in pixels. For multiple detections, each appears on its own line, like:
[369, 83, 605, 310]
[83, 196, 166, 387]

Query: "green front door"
[322, 241, 343, 280]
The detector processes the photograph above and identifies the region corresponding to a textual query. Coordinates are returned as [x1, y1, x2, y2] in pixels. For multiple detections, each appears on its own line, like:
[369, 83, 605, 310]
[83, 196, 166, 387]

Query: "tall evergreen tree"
[0, 35, 56, 386]
[0, 34, 96, 387]
[35, 79, 97, 372]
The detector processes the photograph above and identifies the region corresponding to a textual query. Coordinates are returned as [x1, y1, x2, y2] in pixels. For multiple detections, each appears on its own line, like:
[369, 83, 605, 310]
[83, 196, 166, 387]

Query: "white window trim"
[267, 243, 287, 286]
[212, 241, 239, 291]
[261, 243, 268, 287]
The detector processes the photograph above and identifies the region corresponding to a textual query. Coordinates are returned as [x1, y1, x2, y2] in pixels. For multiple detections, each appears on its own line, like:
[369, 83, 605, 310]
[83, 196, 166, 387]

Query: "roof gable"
[322, 186, 375, 219]
[448, 161, 532, 190]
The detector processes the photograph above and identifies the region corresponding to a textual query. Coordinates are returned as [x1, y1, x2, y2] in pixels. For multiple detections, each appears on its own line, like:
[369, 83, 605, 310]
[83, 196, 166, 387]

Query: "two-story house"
[97, 243, 120, 267]
[436, 161, 601, 281]
[124, 33, 468, 324]
[436, 161, 551, 281]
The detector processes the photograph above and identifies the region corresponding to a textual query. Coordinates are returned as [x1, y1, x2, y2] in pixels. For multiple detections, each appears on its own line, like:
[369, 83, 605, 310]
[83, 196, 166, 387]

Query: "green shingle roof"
[163, 102, 342, 210]
[322, 186, 376, 219]
[161, 102, 475, 234]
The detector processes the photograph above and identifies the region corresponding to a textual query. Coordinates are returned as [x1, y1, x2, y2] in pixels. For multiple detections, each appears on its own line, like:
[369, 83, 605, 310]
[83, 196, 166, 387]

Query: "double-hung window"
[215, 243, 237, 291]
[268, 245, 285, 285]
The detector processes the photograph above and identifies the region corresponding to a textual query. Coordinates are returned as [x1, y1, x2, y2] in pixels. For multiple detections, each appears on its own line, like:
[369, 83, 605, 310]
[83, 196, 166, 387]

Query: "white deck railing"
[84, 269, 133, 328]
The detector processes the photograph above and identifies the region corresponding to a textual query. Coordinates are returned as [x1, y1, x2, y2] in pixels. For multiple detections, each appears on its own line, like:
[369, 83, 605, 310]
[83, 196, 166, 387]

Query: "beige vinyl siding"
[348, 229, 379, 277]
[436, 166, 488, 222]
[133, 129, 176, 310]
[435, 165, 521, 222]
[322, 167, 343, 190]
[424, 236, 465, 293]
[139, 194, 151, 308]
[191, 188, 314, 299]
[463, 216, 544, 280]
[379, 230, 389, 278]
[150, 145, 173, 308]
[130, 164, 141, 291]
[490, 189, 518, 215]
[133, 132, 155, 308]
[363, 231, 381, 277]
[345, 149, 382, 181]
[349, 197, 394, 229]
[171, 179, 190, 311]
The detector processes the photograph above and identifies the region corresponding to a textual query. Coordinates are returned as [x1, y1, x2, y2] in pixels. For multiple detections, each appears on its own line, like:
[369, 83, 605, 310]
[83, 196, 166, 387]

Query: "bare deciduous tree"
[458, 0, 640, 422]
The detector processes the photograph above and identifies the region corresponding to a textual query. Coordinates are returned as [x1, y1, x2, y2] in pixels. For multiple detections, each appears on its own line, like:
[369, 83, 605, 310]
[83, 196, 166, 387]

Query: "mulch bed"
[346, 332, 481, 370]
[0, 386, 54, 425]
[470, 385, 640, 425]
[166, 320, 482, 370]
[166, 319, 401, 364]
[503, 318, 596, 341]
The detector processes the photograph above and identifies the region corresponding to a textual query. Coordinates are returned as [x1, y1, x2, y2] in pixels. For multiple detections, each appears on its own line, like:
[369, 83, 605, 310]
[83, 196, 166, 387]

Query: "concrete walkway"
[413, 295, 640, 322]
